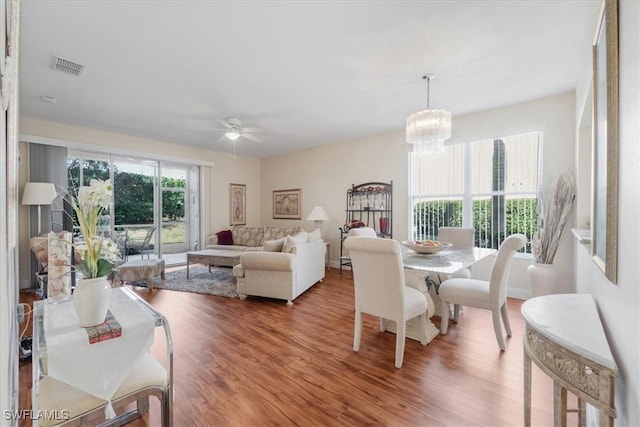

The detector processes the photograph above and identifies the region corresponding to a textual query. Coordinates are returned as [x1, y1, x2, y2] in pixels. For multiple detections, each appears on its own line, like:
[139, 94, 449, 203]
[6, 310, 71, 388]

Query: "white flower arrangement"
[69, 179, 120, 278]
[533, 171, 576, 264]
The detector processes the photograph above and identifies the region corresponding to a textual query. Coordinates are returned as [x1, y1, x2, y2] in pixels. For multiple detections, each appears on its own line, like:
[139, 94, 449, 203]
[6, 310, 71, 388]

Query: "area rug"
[130, 265, 238, 298]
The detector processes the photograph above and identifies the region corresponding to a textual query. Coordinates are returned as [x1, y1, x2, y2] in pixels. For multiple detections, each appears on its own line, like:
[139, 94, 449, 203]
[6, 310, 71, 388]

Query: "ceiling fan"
[211, 117, 262, 159]
[214, 117, 262, 143]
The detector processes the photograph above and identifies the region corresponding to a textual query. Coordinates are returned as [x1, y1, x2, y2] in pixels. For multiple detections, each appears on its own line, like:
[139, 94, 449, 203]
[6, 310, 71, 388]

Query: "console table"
[522, 294, 617, 426]
[32, 287, 174, 425]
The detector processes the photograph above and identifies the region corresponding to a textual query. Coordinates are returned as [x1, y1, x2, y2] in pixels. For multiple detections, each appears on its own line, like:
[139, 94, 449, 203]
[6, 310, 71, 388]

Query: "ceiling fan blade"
[243, 133, 262, 143]
[217, 119, 232, 129]
[242, 127, 263, 133]
[217, 135, 227, 143]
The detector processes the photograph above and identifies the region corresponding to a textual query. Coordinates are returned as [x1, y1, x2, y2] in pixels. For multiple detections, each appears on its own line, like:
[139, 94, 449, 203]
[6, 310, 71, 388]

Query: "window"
[409, 132, 540, 253]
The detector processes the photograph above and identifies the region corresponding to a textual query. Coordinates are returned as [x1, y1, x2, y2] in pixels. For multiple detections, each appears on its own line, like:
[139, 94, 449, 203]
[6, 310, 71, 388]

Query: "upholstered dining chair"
[437, 227, 475, 320]
[347, 226, 378, 238]
[438, 233, 527, 351]
[345, 237, 428, 368]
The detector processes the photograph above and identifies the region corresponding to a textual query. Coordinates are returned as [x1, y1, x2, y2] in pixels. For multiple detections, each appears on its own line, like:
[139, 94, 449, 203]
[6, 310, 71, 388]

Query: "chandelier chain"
[423, 74, 432, 109]
[406, 72, 451, 152]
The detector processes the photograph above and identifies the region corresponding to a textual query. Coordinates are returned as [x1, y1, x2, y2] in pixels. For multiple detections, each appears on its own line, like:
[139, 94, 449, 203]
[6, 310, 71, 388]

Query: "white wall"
[574, 1, 640, 425]
[18, 117, 262, 285]
[261, 91, 576, 298]
[260, 131, 409, 261]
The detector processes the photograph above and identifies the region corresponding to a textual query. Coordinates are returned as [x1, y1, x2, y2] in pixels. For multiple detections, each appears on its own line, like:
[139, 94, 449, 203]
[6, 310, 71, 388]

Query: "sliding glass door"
[112, 157, 158, 258]
[68, 151, 200, 264]
[160, 164, 188, 254]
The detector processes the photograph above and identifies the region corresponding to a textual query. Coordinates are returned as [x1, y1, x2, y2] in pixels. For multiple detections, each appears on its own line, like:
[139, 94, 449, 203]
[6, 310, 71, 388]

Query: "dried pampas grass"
[533, 171, 576, 264]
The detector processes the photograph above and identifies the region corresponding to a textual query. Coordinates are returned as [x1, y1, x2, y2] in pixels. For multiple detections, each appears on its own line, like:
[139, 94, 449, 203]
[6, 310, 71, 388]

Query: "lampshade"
[21, 182, 57, 206]
[406, 74, 451, 153]
[307, 206, 329, 222]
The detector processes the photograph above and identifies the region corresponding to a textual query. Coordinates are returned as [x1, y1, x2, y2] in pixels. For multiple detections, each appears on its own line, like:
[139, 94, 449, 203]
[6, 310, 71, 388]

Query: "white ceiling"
[19, 1, 601, 158]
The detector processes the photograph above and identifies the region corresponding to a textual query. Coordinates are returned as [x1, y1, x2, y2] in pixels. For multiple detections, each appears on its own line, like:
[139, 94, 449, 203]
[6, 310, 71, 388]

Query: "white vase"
[527, 263, 558, 298]
[73, 276, 112, 327]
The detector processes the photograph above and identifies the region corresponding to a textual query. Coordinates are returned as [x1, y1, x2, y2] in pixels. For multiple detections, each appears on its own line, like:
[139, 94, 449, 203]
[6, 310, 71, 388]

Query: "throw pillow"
[216, 230, 233, 245]
[294, 230, 309, 243]
[307, 228, 321, 242]
[282, 232, 308, 253]
[263, 238, 285, 252]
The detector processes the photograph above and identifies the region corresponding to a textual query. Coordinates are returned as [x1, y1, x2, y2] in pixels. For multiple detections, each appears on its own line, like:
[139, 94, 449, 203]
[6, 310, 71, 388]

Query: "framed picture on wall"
[229, 183, 246, 225]
[273, 189, 301, 219]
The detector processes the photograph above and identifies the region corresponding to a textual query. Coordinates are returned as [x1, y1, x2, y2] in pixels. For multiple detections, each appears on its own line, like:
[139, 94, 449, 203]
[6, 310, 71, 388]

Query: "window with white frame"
[408, 131, 540, 253]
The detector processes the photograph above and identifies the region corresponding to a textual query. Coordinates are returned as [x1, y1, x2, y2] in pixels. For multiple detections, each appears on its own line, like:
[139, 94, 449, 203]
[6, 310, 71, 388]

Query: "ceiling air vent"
[52, 56, 85, 76]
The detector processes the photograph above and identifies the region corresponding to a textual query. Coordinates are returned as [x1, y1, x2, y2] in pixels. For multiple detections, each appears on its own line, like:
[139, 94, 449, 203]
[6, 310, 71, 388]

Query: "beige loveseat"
[232, 230, 325, 305]
[206, 225, 301, 252]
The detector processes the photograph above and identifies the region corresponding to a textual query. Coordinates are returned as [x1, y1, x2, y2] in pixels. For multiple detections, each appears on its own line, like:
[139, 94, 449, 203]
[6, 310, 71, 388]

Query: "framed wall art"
[273, 188, 301, 219]
[229, 183, 246, 225]
[591, 0, 618, 283]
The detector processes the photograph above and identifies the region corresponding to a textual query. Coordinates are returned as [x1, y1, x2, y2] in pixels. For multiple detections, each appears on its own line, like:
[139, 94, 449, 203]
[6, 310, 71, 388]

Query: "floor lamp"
[22, 182, 57, 236]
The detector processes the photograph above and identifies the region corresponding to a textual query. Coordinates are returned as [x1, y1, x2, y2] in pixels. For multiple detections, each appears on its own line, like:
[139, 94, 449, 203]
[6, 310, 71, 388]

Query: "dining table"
[385, 245, 497, 344]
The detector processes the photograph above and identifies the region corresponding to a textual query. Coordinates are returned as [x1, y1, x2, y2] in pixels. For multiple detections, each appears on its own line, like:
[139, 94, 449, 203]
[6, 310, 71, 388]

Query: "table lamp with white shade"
[306, 206, 330, 238]
[22, 182, 57, 235]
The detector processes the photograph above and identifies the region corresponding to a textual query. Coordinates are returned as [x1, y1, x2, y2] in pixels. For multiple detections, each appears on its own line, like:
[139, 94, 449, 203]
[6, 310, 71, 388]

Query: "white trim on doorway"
[19, 134, 217, 168]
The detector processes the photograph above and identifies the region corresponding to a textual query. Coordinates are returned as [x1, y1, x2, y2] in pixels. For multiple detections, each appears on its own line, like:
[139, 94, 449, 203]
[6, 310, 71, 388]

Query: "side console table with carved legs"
[521, 294, 617, 427]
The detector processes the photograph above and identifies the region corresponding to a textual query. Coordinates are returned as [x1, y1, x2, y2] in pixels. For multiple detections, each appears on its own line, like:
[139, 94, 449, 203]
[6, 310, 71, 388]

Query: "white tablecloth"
[43, 288, 155, 415]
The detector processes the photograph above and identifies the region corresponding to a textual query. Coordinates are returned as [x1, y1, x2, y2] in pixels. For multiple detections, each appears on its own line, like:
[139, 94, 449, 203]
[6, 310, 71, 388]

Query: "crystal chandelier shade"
[406, 74, 452, 153]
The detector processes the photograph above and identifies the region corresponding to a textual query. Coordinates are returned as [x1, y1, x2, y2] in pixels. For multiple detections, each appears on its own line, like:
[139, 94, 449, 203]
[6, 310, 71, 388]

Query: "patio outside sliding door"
[67, 153, 112, 235]
[112, 157, 159, 259]
[160, 164, 189, 255]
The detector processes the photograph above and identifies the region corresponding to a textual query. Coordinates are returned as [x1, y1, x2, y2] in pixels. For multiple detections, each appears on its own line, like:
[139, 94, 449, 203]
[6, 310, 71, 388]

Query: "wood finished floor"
[19, 268, 570, 426]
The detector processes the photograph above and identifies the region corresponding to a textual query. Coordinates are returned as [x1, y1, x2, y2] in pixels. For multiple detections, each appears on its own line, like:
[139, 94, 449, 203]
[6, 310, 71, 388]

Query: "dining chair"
[347, 226, 378, 238]
[38, 353, 172, 427]
[438, 233, 527, 351]
[345, 236, 428, 368]
[437, 227, 475, 320]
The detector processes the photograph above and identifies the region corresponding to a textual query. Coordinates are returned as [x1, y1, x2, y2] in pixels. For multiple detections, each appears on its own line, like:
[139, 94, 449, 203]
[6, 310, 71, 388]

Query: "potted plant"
[69, 179, 121, 326]
[528, 171, 576, 297]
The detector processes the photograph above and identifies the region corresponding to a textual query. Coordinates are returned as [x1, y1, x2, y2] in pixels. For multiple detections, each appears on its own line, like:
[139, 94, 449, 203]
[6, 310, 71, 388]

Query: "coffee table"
[186, 249, 242, 278]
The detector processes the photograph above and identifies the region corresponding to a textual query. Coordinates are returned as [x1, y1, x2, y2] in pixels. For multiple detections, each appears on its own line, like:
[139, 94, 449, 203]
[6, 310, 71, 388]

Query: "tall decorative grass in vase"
[532, 171, 577, 264]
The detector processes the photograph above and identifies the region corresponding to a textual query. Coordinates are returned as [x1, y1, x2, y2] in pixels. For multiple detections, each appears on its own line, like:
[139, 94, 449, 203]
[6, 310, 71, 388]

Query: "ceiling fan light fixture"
[225, 131, 240, 141]
[406, 74, 451, 153]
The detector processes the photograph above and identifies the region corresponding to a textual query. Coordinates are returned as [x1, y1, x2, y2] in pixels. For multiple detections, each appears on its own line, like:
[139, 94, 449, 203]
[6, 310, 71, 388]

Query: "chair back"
[141, 226, 156, 258]
[348, 227, 377, 238]
[489, 234, 527, 303]
[345, 237, 406, 319]
[112, 231, 128, 260]
[437, 227, 475, 248]
[142, 227, 156, 244]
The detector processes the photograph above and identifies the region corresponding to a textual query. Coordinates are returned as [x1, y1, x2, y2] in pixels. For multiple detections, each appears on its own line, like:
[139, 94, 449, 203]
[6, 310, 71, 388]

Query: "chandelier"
[406, 74, 452, 153]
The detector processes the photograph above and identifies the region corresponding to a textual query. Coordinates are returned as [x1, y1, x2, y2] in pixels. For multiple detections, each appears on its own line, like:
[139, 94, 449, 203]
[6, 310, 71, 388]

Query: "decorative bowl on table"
[401, 240, 452, 254]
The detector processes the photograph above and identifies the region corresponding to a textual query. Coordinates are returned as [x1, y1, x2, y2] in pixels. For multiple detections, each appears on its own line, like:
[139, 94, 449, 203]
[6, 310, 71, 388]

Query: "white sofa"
[233, 235, 325, 305]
